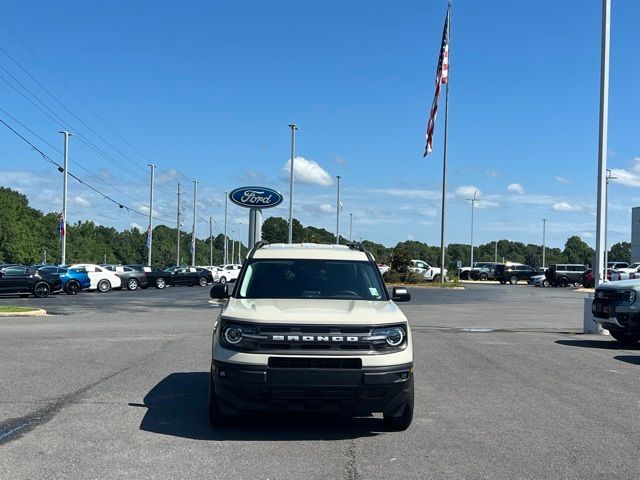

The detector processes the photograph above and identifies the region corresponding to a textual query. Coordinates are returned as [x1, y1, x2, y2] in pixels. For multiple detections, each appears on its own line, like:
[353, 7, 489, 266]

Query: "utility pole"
[231, 230, 235, 264]
[605, 169, 617, 267]
[224, 192, 228, 264]
[336, 175, 341, 244]
[594, 0, 611, 288]
[209, 216, 213, 266]
[349, 213, 353, 242]
[494, 241, 498, 263]
[467, 191, 477, 267]
[191, 180, 198, 266]
[288, 124, 298, 243]
[147, 164, 156, 266]
[59, 130, 72, 265]
[542, 219, 547, 269]
[176, 182, 181, 266]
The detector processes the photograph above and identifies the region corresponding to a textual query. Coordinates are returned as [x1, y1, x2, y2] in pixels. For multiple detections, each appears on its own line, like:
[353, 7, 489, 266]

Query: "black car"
[165, 266, 213, 287]
[102, 265, 151, 291]
[545, 264, 588, 287]
[127, 265, 172, 290]
[493, 263, 538, 285]
[0, 265, 63, 298]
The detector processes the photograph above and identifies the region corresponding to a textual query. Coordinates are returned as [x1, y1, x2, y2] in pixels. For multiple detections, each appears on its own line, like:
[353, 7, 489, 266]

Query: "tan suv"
[208, 242, 414, 430]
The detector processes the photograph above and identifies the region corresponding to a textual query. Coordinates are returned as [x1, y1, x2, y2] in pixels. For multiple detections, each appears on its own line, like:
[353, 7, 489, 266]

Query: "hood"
[221, 298, 408, 325]
[596, 279, 640, 290]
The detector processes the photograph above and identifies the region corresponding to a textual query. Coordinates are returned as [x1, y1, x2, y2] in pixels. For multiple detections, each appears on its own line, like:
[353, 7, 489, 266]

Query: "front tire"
[127, 278, 139, 291]
[97, 279, 111, 293]
[542, 279, 550, 287]
[479, 273, 488, 281]
[433, 274, 441, 283]
[610, 331, 640, 345]
[65, 280, 81, 295]
[34, 281, 50, 298]
[155, 277, 167, 289]
[209, 372, 232, 427]
[198, 276, 208, 287]
[509, 275, 518, 285]
[383, 382, 414, 431]
[558, 277, 569, 287]
[219, 276, 227, 284]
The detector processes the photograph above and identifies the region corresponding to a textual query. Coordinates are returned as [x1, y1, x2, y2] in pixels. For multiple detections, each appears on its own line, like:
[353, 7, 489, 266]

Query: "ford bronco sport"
[208, 242, 414, 430]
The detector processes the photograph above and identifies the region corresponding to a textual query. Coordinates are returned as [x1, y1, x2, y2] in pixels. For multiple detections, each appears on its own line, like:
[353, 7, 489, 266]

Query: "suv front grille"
[268, 357, 362, 369]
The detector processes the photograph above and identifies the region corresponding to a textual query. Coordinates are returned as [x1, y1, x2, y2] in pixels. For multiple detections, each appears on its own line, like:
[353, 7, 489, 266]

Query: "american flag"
[58, 213, 65, 240]
[424, 4, 451, 157]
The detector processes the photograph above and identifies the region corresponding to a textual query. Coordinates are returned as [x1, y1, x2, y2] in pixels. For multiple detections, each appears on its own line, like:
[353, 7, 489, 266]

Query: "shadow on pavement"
[136, 372, 383, 441]
[614, 356, 640, 366]
[555, 339, 640, 350]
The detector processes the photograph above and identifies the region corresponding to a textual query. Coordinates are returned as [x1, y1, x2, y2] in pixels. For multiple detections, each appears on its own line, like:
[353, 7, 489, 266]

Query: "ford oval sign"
[229, 186, 283, 209]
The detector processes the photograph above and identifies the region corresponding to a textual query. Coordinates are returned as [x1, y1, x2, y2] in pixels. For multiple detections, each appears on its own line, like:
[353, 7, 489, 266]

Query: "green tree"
[563, 235, 594, 266]
[609, 242, 631, 264]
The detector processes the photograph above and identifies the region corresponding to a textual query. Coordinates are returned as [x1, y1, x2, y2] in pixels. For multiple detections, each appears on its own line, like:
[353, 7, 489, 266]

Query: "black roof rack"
[346, 242, 374, 262]
[248, 240, 270, 259]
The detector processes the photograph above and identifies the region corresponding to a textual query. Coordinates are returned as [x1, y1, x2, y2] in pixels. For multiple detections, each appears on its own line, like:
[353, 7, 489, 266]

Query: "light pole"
[494, 241, 498, 263]
[191, 180, 198, 266]
[466, 191, 477, 267]
[224, 192, 228, 264]
[336, 175, 341, 244]
[542, 219, 547, 269]
[231, 229, 235, 264]
[349, 213, 353, 242]
[209, 216, 214, 266]
[605, 169, 617, 268]
[287, 124, 298, 243]
[59, 130, 72, 265]
[147, 164, 156, 266]
[594, 0, 611, 288]
[176, 182, 181, 266]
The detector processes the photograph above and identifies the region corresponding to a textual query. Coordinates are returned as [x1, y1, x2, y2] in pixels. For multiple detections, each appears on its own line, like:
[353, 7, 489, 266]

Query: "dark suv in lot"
[469, 262, 500, 281]
[545, 264, 587, 287]
[493, 263, 537, 285]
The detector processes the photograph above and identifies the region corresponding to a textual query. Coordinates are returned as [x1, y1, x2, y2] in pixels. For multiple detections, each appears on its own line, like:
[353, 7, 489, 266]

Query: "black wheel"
[219, 276, 227, 284]
[34, 282, 50, 298]
[65, 280, 81, 295]
[97, 279, 111, 293]
[610, 331, 640, 345]
[383, 382, 414, 431]
[558, 277, 569, 287]
[479, 273, 488, 281]
[460, 271, 469, 280]
[198, 276, 208, 287]
[433, 274, 441, 282]
[127, 278, 139, 291]
[155, 277, 167, 289]
[509, 275, 518, 285]
[209, 371, 232, 427]
[542, 279, 550, 287]
[572, 281, 582, 288]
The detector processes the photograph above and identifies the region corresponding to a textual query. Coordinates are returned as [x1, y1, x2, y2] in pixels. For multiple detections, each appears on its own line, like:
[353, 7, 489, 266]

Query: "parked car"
[0, 265, 63, 298]
[127, 265, 172, 289]
[69, 264, 122, 292]
[607, 261, 629, 270]
[38, 266, 90, 295]
[410, 259, 446, 282]
[102, 264, 149, 291]
[616, 262, 640, 276]
[377, 263, 390, 275]
[545, 264, 588, 287]
[592, 281, 640, 344]
[581, 268, 622, 288]
[469, 262, 501, 281]
[531, 274, 550, 287]
[493, 263, 538, 285]
[165, 266, 213, 287]
[214, 264, 243, 284]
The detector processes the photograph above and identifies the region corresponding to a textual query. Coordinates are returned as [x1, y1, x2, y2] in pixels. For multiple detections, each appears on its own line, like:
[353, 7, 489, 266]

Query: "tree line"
[0, 186, 631, 270]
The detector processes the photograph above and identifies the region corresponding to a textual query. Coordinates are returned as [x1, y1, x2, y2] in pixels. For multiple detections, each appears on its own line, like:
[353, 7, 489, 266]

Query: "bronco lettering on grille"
[271, 335, 360, 342]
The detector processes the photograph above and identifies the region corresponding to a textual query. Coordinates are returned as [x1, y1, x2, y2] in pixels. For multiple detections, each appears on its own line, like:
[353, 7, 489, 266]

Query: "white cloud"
[418, 208, 437, 216]
[476, 200, 500, 209]
[361, 188, 442, 200]
[455, 185, 481, 197]
[130, 222, 142, 230]
[552, 202, 582, 212]
[554, 176, 570, 184]
[486, 169, 499, 178]
[319, 204, 333, 213]
[70, 195, 91, 208]
[610, 158, 640, 187]
[407, 234, 414, 241]
[282, 157, 333, 186]
[507, 183, 525, 195]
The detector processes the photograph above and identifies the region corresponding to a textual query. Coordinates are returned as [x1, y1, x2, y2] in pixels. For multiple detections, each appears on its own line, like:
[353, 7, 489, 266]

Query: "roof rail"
[248, 240, 270, 259]
[346, 242, 374, 262]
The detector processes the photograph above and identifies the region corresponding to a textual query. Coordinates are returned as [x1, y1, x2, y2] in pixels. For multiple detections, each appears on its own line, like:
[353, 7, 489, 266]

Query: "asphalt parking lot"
[1, 283, 640, 479]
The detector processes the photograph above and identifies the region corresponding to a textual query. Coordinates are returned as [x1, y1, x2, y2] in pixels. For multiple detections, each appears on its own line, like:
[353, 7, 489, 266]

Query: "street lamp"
[336, 175, 342, 244]
[466, 191, 477, 267]
[542, 219, 547, 269]
[605, 169, 617, 268]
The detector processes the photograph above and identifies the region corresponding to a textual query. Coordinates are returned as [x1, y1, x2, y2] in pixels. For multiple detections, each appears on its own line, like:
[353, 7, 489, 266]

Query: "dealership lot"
[1, 284, 640, 479]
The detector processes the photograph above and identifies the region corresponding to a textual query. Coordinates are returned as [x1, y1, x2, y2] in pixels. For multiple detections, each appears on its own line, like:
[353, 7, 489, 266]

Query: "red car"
[581, 268, 614, 288]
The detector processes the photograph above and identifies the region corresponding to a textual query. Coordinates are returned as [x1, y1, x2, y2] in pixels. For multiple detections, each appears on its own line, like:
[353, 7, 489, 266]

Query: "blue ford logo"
[229, 186, 283, 209]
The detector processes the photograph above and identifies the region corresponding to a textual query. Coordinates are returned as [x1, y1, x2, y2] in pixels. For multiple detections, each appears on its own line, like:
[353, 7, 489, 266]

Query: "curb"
[0, 308, 47, 317]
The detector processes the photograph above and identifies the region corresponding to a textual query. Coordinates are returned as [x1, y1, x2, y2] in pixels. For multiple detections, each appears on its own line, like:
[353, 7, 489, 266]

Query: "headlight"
[367, 326, 407, 349]
[220, 323, 267, 350]
[621, 290, 636, 305]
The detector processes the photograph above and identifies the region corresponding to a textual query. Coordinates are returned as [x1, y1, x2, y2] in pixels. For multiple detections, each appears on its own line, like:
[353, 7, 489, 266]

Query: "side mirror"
[210, 284, 229, 299]
[392, 286, 411, 302]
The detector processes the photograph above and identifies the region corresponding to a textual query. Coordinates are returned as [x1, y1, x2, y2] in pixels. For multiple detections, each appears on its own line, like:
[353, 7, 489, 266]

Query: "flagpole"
[439, 2, 451, 284]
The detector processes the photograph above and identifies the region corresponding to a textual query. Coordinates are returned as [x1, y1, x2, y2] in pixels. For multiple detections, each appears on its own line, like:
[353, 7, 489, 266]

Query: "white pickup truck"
[410, 259, 447, 282]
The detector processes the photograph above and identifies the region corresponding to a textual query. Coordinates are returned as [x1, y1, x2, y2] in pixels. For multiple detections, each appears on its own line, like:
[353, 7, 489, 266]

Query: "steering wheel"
[331, 290, 359, 297]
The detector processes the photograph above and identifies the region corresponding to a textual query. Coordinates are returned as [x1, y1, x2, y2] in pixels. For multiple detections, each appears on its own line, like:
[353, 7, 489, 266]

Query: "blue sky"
[0, 0, 639, 250]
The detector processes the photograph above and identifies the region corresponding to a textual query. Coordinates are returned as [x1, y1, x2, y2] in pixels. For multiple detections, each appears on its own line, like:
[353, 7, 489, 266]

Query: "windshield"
[237, 259, 386, 300]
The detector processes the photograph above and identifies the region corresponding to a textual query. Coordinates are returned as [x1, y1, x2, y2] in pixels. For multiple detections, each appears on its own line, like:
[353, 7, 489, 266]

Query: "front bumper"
[211, 359, 413, 415]
[592, 298, 640, 330]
